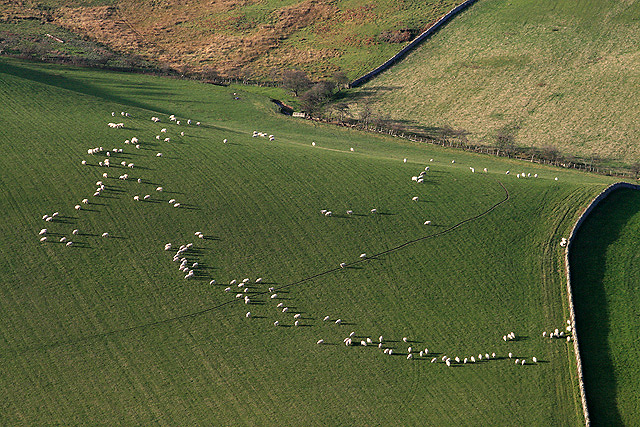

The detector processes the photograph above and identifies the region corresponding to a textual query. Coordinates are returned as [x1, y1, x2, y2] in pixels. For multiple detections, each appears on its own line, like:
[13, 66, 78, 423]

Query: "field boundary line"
[5, 178, 509, 356]
[565, 181, 640, 427]
[350, 0, 478, 88]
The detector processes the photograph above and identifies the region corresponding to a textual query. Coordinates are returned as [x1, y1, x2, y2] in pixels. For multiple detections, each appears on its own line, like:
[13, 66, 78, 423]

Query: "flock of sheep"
[37, 111, 199, 247]
[36, 109, 571, 370]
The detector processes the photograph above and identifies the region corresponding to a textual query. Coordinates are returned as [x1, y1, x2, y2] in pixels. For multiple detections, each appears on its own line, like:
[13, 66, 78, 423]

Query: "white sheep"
[274, 321, 279, 326]
[39, 228, 47, 235]
[75, 205, 81, 211]
[40, 236, 47, 242]
[323, 316, 330, 321]
[66, 241, 73, 247]
[360, 253, 366, 258]
[72, 229, 79, 235]
[335, 319, 342, 324]
[412, 196, 419, 201]
[156, 153, 163, 157]
[246, 312, 251, 318]
[317, 339, 324, 345]
[423, 220, 431, 225]
[101, 232, 109, 238]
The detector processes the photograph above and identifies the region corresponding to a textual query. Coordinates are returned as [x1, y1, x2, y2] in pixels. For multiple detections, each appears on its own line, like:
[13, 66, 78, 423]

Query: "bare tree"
[282, 70, 312, 96]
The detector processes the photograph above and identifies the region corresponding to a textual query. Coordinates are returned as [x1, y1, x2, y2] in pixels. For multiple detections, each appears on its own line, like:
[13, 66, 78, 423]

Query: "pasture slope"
[570, 188, 640, 426]
[346, 0, 640, 166]
[0, 58, 617, 425]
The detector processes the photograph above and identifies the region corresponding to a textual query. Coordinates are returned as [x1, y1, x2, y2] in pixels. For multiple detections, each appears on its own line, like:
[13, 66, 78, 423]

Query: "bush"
[378, 29, 413, 43]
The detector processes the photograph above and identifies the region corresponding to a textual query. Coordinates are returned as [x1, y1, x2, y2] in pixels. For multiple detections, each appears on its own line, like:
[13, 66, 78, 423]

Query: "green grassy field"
[570, 188, 640, 426]
[0, 58, 618, 425]
[344, 0, 640, 167]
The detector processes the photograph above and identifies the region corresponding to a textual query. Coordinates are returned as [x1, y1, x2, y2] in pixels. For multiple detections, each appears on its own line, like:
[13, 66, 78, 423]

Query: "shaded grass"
[0, 57, 618, 425]
[570, 188, 640, 426]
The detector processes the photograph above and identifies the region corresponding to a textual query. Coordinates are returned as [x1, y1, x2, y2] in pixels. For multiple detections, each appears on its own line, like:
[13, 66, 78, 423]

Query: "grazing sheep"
[431, 357, 437, 363]
[464, 358, 468, 364]
[408, 346, 412, 353]
[143, 195, 151, 200]
[39, 228, 47, 235]
[521, 359, 526, 365]
[470, 356, 475, 363]
[161, 128, 167, 133]
[246, 312, 251, 318]
[236, 294, 243, 298]
[156, 153, 163, 157]
[40, 236, 47, 242]
[317, 339, 324, 345]
[169, 199, 176, 204]
[224, 287, 231, 292]
[82, 199, 89, 204]
[339, 263, 346, 268]
[412, 196, 419, 202]
[423, 220, 432, 225]
[223, 139, 227, 144]
[508, 352, 513, 359]
[294, 313, 301, 319]
[346, 210, 353, 215]
[407, 354, 413, 360]
[492, 352, 496, 358]
[323, 316, 330, 321]
[101, 232, 109, 238]
[532, 357, 537, 363]
[335, 319, 342, 324]
[270, 294, 278, 299]
[75, 205, 81, 211]
[134, 196, 140, 201]
[81, 160, 87, 165]
[282, 307, 289, 313]
[360, 253, 366, 258]
[173, 203, 181, 208]
[274, 321, 279, 326]
[370, 208, 377, 213]
[66, 241, 73, 247]
[445, 359, 451, 366]
[71, 229, 78, 235]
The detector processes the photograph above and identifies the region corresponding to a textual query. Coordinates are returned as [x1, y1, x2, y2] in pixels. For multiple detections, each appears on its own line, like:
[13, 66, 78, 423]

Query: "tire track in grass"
[2, 177, 509, 357]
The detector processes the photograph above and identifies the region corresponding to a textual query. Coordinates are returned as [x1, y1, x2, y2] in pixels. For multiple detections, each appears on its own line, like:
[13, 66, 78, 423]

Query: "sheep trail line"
[7, 178, 510, 357]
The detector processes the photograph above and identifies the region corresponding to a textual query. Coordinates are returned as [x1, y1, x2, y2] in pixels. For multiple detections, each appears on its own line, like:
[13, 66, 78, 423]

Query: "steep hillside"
[344, 0, 640, 166]
[1, 0, 466, 79]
